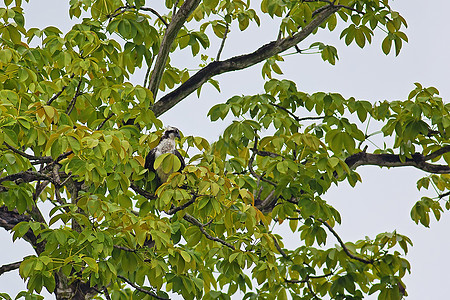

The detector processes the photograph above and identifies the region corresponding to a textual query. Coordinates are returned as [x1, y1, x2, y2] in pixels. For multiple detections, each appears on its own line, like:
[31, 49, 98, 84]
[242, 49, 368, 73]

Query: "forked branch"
[148, 0, 202, 98]
[183, 214, 235, 250]
[152, 5, 340, 117]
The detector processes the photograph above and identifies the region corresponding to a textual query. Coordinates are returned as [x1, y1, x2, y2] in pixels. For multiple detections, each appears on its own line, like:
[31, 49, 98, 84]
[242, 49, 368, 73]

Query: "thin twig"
[183, 214, 235, 250]
[117, 275, 168, 299]
[306, 279, 320, 299]
[216, 22, 229, 61]
[47, 74, 75, 105]
[272, 236, 288, 259]
[65, 79, 83, 115]
[96, 113, 115, 131]
[303, 0, 364, 14]
[56, 151, 74, 163]
[144, 66, 151, 89]
[3, 142, 53, 163]
[173, 0, 180, 15]
[438, 191, 450, 199]
[130, 183, 157, 200]
[285, 272, 334, 283]
[103, 287, 112, 300]
[113, 245, 137, 253]
[107, 5, 169, 27]
[140, 7, 169, 27]
[269, 102, 325, 123]
[317, 218, 373, 264]
[249, 135, 277, 187]
[167, 194, 197, 215]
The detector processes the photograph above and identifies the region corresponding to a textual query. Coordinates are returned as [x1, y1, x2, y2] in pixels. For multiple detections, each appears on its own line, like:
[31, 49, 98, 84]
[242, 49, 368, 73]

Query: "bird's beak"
[175, 131, 181, 139]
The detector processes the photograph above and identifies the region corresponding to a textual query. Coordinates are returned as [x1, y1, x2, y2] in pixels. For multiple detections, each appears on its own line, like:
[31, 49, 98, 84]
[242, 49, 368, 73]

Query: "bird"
[145, 126, 185, 186]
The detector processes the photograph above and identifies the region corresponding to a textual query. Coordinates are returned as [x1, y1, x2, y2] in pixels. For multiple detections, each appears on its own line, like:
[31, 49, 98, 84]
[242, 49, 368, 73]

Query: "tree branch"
[183, 214, 235, 250]
[285, 272, 334, 284]
[107, 5, 169, 27]
[317, 218, 373, 264]
[117, 275, 168, 299]
[46, 74, 75, 105]
[0, 261, 21, 276]
[96, 113, 114, 131]
[0, 206, 45, 254]
[151, 5, 339, 117]
[272, 236, 288, 259]
[113, 245, 137, 253]
[148, 0, 202, 98]
[130, 183, 157, 200]
[303, 0, 364, 14]
[423, 145, 450, 161]
[102, 287, 112, 300]
[65, 78, 83, 115]
[140, 7, 169, 27]
[167, 194, 197, 215]
[0, 170, 53, 185]
[216, 22, 229, 61]
[345, 149, 450, 174]
[3, 142, 53, 163]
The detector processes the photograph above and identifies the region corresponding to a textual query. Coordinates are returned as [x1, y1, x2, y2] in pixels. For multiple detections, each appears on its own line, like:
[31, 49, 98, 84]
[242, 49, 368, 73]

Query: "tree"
[0, 0, 449, 299]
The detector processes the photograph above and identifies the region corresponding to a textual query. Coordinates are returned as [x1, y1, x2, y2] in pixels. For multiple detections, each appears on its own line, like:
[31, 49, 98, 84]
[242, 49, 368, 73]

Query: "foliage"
[0, 0, 449, 299]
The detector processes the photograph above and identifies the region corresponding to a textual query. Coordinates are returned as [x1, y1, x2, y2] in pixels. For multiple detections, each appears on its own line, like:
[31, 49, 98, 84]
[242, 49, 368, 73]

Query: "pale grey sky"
[1, 1, 449, 299]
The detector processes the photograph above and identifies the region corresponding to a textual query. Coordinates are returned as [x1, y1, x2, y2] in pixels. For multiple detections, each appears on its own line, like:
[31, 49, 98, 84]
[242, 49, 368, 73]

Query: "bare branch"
[130, 183, 157, 200]
[216, 22, 229, 61]
[306, 279, 320, 299]
[0, 170, 53, 185]
[285, 272, 334, 284]
[0, 206, 45, 254]
[117, 275, 168, 299]
[144, 66, 151, 89]
[317, 218, 373, 264]
[113, 245, 137, 253]
[183, 214, 235, 250]
[167, 194, 197, 215]
[0, 261, 21, 276]
[268, 102, 326, 123]
[249, 136, 278, 187]
[272, 236, 288, 259]
[303, 0, 364, 14]
[107, 5, 169, 27]
[148, 0, 202, 98]
[47, 74, 75, 105]
[151, 5, 339, 117]
[140, 7, 169, 27]
[65, 78, 83, 115]
[345, 150, 450, 174]
[423, 145, 450, 161]
[96, 113, 114, 131]
[103, 287, 112, 300]
[438, 191, 450, 199]
[56, 150, 74, 163]
[3, 142, 52, 163]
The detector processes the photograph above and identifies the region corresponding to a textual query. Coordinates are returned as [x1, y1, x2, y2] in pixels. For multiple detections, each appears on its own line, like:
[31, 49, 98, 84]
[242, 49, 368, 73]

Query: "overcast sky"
[1, 1, 449, 299]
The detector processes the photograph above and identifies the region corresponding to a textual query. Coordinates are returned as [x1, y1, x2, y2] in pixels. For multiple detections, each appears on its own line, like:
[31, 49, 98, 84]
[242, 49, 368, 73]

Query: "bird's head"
[162, 126, 181, 140]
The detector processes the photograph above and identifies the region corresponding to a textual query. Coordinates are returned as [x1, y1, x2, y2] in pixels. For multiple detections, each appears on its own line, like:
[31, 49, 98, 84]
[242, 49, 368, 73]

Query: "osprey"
[145, 126, 185, 185]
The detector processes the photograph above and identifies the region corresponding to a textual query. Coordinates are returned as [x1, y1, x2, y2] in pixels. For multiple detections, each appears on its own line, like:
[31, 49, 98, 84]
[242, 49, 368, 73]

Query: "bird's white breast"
[154, 139, 176, 182]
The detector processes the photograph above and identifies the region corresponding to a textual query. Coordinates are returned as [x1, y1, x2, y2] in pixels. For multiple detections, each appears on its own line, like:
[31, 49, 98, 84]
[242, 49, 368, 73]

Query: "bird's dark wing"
[173, 149, 185, 171]
[144, 148, 157, 171]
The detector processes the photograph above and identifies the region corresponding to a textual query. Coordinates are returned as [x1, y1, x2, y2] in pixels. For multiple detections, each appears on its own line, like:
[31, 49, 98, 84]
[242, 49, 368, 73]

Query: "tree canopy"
[0, 0, 449, 299]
